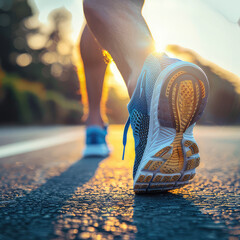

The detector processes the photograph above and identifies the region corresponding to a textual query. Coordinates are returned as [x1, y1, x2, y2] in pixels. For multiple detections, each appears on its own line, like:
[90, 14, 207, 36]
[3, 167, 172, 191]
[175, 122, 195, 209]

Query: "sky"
[30, 0, 240, 76]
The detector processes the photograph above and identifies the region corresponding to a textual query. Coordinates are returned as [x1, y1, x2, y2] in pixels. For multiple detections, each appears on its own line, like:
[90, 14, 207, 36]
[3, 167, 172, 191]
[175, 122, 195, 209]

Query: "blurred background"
[0, 0, 240, 126]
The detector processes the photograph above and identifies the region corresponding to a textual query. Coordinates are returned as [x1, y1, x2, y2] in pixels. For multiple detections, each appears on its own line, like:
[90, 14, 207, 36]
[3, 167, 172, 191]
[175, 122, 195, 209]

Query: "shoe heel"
[158, 66, 209, 129]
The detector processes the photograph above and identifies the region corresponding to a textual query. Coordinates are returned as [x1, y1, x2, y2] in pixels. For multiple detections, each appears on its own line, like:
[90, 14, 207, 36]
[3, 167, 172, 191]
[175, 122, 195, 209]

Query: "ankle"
[86, 112, 104, 128]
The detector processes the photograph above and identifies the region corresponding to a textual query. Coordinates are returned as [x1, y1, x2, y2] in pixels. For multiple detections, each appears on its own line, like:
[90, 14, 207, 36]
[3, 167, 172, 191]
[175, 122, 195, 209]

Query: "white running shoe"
[122, 52, 209, 193]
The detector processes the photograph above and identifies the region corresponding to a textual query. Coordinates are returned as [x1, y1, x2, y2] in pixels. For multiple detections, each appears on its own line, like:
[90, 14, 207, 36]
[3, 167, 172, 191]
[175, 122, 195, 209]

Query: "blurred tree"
[0, 0, 32, 72]
[0, 1, 82, 124]
[41, 8, 80, 100]
[0, 1, 80, 99]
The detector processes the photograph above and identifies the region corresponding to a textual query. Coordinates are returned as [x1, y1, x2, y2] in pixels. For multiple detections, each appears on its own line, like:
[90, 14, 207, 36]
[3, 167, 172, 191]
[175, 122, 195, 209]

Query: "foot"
[122, 52, 209, 193]
[83, 125, 110, 158]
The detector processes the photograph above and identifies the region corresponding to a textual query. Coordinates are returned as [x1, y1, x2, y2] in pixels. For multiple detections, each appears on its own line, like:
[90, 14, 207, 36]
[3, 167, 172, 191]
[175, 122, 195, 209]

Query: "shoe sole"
[133, 62, 209, 193]
[83, 144, 110, 158]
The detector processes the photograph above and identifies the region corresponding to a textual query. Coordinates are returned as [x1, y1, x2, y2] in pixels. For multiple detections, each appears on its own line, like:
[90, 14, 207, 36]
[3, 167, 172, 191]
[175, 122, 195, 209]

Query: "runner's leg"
[83, 0, 154, 96]
[80, 24, 107, 127]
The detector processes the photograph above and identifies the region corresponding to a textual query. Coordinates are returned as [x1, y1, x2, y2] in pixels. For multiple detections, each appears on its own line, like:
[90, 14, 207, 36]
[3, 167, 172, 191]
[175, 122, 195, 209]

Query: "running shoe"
[83, 125, 110, 158]
[122, 52, 209, 193]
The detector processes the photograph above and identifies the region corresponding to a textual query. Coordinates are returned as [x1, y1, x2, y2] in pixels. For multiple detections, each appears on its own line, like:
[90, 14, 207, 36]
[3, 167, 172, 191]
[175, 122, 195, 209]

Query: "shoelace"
[122, 117, 130, 160]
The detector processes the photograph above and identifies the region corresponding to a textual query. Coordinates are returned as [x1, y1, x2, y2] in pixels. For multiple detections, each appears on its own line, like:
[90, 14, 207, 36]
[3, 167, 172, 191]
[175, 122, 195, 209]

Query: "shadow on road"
[133, 193, 227, 240]
[0, 156, 104, 239]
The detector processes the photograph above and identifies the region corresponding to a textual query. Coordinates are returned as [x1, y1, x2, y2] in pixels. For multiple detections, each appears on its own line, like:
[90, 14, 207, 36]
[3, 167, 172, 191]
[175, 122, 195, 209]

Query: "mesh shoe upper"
[122, 53, 180, 178]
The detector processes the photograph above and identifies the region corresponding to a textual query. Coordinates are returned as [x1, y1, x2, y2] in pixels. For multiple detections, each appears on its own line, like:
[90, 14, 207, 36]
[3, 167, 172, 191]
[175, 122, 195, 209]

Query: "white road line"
[0, 132, 83, 158]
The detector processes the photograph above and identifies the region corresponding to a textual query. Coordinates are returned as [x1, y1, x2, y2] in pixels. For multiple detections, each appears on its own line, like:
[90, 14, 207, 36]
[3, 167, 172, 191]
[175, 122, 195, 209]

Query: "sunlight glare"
[154, 41, 167, 53]
[109, 62, 124, 85]
[155, 41, 177, 58]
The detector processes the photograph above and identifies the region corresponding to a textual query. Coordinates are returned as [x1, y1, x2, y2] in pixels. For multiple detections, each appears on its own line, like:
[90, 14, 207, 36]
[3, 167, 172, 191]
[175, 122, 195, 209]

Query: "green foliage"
[0, 71, 83, 124]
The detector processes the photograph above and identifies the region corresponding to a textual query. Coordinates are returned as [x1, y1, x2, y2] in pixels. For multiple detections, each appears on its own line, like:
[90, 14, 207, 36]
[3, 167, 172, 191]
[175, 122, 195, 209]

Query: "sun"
[154, 41, 167, 53]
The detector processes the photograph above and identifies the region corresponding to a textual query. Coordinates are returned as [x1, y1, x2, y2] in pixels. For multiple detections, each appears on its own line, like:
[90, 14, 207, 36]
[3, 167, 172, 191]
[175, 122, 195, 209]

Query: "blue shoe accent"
[122, 117, 130, 160]
[83, 125, 110, 157]
[86, 126, 107, 144]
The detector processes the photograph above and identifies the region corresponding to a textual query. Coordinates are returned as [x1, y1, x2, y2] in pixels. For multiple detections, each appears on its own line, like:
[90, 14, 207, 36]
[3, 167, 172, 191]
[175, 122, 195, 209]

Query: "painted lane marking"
[0, 132, 83, 158]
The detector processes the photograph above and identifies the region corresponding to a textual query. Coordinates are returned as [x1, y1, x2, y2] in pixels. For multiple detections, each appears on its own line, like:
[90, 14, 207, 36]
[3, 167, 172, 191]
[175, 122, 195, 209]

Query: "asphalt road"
[0, 126, 239, 240]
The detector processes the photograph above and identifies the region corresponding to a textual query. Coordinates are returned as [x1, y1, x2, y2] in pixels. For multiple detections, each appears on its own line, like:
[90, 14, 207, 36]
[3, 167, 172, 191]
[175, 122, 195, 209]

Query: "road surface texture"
[0, 126, 239, 240]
